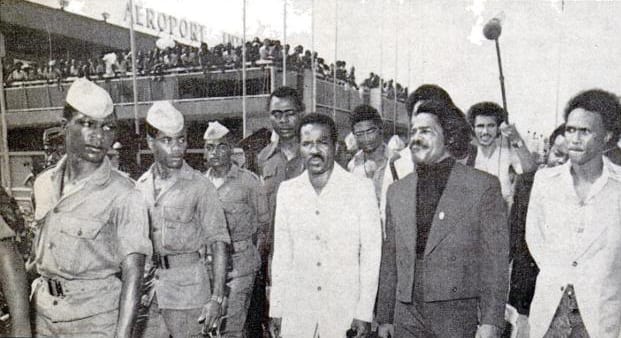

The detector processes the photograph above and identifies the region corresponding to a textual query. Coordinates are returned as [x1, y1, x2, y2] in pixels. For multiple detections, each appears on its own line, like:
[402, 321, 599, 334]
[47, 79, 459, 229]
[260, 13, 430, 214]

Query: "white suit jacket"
[270, 165, 382, 338]
[526, 159, 621, 337]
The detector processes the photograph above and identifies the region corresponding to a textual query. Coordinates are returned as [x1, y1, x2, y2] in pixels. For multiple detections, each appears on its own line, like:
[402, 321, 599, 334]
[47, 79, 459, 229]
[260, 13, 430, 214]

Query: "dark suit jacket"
[376, 162, 510, 328]
[508, 172, 539, 315]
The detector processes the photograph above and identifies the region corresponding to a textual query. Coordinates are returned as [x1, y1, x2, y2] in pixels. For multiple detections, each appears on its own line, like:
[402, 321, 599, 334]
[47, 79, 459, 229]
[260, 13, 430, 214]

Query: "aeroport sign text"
[124, 2, 206, 43]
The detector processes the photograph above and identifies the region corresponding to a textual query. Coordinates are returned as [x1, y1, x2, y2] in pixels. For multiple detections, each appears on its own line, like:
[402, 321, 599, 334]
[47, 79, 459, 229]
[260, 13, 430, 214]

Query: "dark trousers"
[245, 261, 269, 337]
[543, 285, 590, 338]
[394, 259, 479, 338]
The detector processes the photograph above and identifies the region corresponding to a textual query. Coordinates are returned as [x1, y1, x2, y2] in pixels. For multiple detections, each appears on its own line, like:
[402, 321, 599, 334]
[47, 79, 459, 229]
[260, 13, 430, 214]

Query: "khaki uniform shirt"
[256, 141, 304, 249]
[31, 156, 152, 321]
[136, 162, 230, 310]
[206, 165, 269, 278]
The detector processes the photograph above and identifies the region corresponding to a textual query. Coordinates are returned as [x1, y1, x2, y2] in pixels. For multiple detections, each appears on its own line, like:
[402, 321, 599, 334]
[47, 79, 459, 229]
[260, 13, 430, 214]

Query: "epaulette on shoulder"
[111, 169, 136, 185]
[239, 167, 261, 182]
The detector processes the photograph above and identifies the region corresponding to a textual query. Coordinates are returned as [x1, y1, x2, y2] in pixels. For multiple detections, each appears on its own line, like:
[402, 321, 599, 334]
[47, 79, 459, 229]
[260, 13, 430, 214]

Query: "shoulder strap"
[389, 159, 399, 181]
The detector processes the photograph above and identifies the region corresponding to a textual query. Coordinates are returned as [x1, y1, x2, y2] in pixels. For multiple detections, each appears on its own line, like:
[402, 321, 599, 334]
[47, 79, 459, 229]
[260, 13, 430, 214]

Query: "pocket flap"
[163, 206, 193, 223]
[59, 216, 106, 239]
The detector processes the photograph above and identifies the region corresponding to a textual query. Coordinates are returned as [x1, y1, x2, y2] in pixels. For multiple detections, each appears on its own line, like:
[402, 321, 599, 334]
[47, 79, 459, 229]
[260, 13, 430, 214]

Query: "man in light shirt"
[269, 113, 382, 338]
[467, 102, 536, 205]
[348, 104, 389, 201]
[526, 89, 621, 337]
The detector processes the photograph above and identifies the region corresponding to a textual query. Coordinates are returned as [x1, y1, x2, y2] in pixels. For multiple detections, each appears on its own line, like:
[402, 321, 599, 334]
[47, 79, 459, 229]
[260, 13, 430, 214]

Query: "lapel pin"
[439, 211, 445, 220]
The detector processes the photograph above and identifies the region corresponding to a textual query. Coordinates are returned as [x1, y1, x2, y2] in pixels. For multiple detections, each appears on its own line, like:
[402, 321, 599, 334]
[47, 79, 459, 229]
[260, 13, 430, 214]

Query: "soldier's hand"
[198, 300, 221, 334]
[350, 318, 370, 337]
[269, 317, 282, 338]
[377, 323, 394, 338]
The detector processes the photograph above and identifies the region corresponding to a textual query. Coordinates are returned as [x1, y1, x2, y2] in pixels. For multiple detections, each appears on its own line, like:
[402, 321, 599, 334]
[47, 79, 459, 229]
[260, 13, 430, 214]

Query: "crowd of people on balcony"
[3, 37, 371, 91]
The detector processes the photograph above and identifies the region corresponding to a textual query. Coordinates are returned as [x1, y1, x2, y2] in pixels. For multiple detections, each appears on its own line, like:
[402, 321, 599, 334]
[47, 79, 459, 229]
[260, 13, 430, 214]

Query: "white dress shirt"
[270, 165, 382, 338]
[526, 158, 621, 337]
[475, 138, 522, 204]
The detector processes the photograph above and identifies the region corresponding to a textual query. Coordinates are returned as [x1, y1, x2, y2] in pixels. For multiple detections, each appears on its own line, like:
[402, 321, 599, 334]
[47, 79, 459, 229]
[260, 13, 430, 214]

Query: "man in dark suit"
[376, 100, 510, 338]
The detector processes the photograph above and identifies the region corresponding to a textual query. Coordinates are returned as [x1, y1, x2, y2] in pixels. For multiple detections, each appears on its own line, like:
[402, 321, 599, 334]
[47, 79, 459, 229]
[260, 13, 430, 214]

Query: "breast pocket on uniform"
[55, 216, 107, 275]
[162, 206, 199, 252]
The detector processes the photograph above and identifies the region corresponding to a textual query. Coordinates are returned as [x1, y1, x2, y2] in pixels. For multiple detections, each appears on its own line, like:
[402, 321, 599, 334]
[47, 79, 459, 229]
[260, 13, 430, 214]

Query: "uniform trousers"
[139, 296, 203, 338]
[35, 309, 117, 338]
[394, 258, 479, 338]
[222, 274, 256, 338]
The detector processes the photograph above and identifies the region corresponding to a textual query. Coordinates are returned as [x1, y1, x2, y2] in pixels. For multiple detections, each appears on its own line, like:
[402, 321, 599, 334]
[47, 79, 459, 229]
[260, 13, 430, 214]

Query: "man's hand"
[377, 323, 394, 338]
[198, 300, 222, 334]
[349, 319, 371, 337]
[499, 122, 520, 143]
[476, 324, 501, 338]
[269, 317, 282, 338]
[516, 314, 530, 338]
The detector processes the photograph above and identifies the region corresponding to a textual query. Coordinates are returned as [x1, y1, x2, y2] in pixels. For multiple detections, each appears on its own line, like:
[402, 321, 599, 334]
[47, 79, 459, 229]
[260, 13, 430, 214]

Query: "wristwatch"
[210, 294, 224, 305]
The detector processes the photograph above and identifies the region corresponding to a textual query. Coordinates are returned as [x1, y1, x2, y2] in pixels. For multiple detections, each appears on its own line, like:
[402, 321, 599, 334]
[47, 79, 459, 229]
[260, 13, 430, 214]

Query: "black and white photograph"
[1, 0, 621, 337]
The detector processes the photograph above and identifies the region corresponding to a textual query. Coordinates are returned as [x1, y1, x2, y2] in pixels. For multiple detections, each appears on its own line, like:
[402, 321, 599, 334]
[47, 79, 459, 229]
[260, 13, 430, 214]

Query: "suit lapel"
[424, 164, 469, 256]
[395, 173, 417, 260]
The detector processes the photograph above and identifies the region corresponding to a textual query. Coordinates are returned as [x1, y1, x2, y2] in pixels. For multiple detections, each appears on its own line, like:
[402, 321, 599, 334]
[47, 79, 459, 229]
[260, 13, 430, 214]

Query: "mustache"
[409, 139, 428, 149]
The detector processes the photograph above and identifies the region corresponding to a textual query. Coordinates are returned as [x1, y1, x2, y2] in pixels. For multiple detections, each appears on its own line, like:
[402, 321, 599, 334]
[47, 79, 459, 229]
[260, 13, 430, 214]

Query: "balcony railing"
[4, 67, 274, 112]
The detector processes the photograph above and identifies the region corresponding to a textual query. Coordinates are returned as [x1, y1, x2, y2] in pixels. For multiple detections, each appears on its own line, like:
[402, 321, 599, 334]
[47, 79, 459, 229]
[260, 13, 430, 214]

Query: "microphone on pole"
[482, 12, 509, 121]
[483, 12, 505, 40]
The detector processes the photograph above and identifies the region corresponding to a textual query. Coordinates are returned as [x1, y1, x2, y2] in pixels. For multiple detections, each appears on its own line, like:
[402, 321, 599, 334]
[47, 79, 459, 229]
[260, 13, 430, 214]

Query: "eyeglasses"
[205, 144, 231, 153]
[353, 127, 379, 137]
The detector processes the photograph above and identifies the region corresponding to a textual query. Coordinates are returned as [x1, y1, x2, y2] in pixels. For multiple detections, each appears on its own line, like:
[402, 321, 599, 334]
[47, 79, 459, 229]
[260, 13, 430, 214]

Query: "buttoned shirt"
[474, 139, 522, 203]
[31, 155, 152, 321]
[206, 165, 269, 278]
[256, 141, 304, 244]
[136, 161, 230, 309]
[270, 165, 382, 337]
[526, 158, 621, 337]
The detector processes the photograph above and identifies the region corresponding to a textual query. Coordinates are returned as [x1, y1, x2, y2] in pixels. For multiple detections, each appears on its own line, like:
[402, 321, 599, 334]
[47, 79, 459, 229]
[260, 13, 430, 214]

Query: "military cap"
[146, 101, 184, 135]
[66, 78, 114, 119]
[203, 121, 230, 141]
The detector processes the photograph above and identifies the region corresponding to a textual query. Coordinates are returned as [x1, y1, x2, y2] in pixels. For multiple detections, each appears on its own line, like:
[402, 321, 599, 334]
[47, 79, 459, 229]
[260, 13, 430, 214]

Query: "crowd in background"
[3, 37, 412, 98]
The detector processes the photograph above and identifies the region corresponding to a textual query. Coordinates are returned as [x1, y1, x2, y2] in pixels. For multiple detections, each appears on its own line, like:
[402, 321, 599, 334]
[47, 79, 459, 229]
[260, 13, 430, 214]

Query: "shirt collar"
[146, 160, 194, 181]
[301, 163, 347, 197]
[50, 154, 111, 187]
[560, 157, 616, 201]
[352, 143, 388, 165]
[263, 140, 300, 161]
[206, 164, 240, 180]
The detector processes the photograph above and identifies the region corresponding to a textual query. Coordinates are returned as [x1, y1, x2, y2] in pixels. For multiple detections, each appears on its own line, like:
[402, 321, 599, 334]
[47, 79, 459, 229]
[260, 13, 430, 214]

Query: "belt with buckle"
[152, 251, 200, 270]
[42, 276, 118, 297]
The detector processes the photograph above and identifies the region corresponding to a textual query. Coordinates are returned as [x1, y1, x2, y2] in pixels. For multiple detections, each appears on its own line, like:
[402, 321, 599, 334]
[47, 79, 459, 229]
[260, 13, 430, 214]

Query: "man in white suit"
[526, 89, 621, 337]
[269, 113, 382, 338]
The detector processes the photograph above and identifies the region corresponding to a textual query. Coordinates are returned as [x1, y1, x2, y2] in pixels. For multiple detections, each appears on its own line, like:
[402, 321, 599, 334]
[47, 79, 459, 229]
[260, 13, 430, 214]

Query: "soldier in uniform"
[203, 121, 269, 338]
[29, 78, 152, 337]
[0, 188, 31, 337]
[134, 101, 231, 338]
[251, 87, 305, 335]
